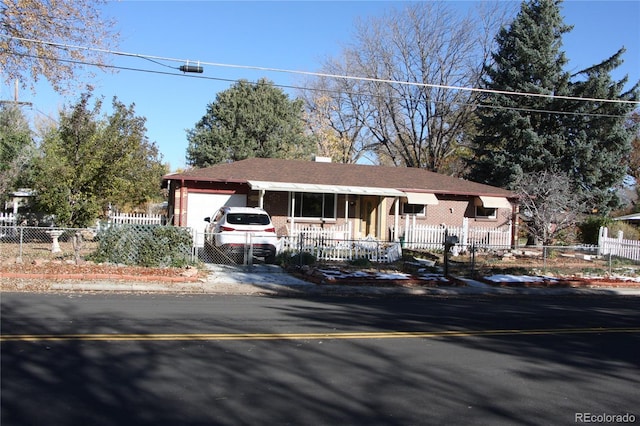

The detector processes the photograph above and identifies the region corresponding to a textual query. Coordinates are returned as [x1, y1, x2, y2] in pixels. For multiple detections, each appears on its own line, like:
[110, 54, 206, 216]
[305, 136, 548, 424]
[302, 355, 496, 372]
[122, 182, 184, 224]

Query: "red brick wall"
[384, 195, 512, 231]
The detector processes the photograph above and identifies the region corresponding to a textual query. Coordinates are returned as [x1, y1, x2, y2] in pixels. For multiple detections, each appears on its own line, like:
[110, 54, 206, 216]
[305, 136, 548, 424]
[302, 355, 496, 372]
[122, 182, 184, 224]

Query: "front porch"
[277, 218, 513, 263]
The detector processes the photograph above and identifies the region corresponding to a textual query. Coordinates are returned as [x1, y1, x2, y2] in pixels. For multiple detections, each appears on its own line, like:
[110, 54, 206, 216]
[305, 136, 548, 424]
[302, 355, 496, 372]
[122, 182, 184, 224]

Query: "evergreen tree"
[562, 49, 639, 213]
[469, 0, 638, 215]
[469, 0, 572, 187]
[186, 78, 315, 167]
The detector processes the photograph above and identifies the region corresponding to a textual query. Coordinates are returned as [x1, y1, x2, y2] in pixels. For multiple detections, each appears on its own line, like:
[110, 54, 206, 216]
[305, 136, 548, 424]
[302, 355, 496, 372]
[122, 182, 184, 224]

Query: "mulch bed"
[289, 266, 465, 288]
[0, 261, 205, 282]
[2, 261, 639, 289]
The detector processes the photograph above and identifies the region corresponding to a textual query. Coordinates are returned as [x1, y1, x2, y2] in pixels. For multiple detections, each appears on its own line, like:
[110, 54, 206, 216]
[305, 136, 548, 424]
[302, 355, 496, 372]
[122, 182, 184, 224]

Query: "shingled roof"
[164, 158, 514, 198]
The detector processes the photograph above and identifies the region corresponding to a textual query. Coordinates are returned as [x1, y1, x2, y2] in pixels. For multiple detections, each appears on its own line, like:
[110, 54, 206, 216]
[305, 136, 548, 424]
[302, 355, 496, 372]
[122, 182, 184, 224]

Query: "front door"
[359, 196, 379, 238]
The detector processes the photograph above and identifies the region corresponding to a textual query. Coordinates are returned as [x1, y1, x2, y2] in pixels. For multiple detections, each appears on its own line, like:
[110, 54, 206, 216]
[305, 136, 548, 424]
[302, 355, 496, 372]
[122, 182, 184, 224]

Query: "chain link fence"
[196, 231, 280, 266]
[280, 235, 402, 264]
[432, 244, 640, 280]
[4, 224, 640, 279]
[0, 226, 96, 264]
[194, 232, 403, 266]
[1, 225, 193, 268]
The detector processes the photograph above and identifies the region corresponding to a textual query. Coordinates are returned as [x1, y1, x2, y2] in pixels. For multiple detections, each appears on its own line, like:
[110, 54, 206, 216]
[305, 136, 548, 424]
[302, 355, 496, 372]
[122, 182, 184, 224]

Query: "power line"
[4, 35, 639, 106]
[7, 50, 633, 120]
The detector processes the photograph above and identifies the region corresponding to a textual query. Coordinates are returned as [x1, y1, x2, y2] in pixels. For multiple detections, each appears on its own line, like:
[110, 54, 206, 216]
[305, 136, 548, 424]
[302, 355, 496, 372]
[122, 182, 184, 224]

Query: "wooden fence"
[599, 227, 640, 262]
[0, 213, 17, 238]
[278, 219, 512, 262]
[108, 212, 164, 225]
[398, 217, 512, 251]
[290, 222, 352, 244]
[0, 212, 16, 225]
[282, 222, 401, 262]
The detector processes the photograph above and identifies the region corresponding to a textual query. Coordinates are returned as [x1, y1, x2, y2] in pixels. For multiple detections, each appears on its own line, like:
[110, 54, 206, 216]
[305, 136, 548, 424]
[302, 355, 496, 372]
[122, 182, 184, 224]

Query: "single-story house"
[162, 157, 518, 245]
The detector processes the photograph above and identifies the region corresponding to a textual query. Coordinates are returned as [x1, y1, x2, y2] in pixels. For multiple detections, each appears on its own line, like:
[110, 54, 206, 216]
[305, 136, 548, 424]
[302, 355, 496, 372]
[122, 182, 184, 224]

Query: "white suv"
[204, 207, 277, 263]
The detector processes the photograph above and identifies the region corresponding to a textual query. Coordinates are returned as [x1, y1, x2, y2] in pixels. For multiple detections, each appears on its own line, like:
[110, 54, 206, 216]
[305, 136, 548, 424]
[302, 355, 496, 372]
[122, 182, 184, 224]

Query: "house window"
[475, 205, 497, 219]
[402, 203, 426, 216]
[292, 193, 336, 219]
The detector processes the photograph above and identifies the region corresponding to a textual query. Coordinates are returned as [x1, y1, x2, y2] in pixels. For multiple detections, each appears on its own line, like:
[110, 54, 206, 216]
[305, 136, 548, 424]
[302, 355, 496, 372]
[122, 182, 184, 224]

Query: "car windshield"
[226, 213, 271, 226]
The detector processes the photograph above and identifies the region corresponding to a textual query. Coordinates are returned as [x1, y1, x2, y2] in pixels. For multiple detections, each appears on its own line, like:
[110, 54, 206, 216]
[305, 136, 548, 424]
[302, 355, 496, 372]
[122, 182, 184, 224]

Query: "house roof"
[164, 158, 515, 198]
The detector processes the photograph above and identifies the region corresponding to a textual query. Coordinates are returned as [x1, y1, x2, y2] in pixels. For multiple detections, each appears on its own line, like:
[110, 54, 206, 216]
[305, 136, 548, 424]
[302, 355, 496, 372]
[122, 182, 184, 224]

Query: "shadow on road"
[1, 295, 639, 425]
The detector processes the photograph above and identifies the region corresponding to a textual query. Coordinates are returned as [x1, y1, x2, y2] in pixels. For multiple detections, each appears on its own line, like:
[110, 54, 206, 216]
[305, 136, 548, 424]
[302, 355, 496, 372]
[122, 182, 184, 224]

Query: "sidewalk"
[2, 264, 640, 297]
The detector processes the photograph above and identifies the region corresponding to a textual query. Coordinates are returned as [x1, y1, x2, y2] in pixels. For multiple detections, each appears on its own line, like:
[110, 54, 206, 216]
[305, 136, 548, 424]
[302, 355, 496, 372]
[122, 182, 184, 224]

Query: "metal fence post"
[609, 252, 613, 275]
[243, 233, 250, 268]
[298, 231, 303, 267]
[18, 226, 24, 261]
[471, 243, 476, 277]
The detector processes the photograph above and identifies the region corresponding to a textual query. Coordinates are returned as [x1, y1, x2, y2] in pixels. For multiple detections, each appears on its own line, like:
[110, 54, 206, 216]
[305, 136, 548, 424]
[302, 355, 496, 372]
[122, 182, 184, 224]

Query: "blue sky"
[5, 1, 639, 172]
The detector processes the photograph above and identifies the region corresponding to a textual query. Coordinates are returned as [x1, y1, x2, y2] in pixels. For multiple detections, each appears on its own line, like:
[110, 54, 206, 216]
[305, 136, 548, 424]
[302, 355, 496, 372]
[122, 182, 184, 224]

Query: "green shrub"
[577, 216, 610, 244]
[578, 215, 640, 244]
[349, 257, 372, 268]
[277, 251, 316, 267]
[607, 221, 640, 241]
[88, 225, 193, 267]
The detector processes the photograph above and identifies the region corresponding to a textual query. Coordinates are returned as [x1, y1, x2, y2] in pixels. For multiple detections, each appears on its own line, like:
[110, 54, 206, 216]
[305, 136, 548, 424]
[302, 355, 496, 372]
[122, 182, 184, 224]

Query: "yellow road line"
[1, 327, 639, 342]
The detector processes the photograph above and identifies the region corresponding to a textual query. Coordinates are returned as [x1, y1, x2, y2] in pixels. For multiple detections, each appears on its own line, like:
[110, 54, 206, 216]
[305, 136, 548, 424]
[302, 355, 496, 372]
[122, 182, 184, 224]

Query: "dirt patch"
[287, 262, 640, 290]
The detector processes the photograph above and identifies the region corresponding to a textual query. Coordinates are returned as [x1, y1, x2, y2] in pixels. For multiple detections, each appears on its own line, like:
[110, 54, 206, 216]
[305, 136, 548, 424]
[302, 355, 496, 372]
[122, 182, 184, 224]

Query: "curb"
[2, 272, 640, 297]
[3, 278, 640, 297]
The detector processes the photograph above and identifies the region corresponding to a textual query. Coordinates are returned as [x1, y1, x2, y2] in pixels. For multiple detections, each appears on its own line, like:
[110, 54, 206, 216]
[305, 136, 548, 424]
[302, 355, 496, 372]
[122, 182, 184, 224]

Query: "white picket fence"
[599, 227, 640, 262]
[290, 222, 353, 244]
[282, 222, 402, 262]
[0, 212, 17, 238]
[279, 219, 512, 262]
[94, 212, 166, 234]
[398, 216, 512, 251]
[0, 212, 16, 225]
[108, 212, 164, 225]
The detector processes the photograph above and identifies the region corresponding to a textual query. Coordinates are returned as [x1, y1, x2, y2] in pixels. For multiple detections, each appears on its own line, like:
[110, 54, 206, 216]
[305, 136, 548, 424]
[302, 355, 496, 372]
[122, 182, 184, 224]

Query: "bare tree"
[303, 2, 511, 173]
[301, 70, 370, 164]
[515, 171, 584, 246]
[0, 0, 119, 93]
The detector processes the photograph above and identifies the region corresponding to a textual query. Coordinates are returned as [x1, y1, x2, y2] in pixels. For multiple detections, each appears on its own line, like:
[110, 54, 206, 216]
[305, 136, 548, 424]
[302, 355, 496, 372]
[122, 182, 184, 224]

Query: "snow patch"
[484, 274, 557, 283]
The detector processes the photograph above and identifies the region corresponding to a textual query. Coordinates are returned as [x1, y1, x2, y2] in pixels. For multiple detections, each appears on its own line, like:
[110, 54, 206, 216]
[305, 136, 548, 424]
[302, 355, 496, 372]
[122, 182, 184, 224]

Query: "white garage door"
[187, 193, 247, 247]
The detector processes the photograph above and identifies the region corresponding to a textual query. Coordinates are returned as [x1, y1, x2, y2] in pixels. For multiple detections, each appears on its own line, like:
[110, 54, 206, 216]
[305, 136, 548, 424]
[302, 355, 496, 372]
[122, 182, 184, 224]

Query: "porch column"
[393, 197, 400, 241]
[290, 194, 295, 235]
[258, 189, 265, 209]
[344, 194, 349, 222]
[178, 181, 186, 227]
[344, 194, 352, 238]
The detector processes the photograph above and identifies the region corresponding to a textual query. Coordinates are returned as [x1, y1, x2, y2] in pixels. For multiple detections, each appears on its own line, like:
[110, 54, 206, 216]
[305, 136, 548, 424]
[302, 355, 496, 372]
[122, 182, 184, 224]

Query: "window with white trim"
[291, 192, 337, 219]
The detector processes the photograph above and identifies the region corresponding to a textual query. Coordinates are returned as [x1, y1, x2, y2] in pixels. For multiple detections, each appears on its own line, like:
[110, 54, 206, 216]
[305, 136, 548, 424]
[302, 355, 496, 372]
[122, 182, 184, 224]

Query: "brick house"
[162, 157, 518, 245]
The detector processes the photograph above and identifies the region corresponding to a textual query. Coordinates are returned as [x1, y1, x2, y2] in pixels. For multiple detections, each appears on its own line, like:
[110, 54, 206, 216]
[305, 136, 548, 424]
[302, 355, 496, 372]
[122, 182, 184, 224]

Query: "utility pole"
[0, 80, 32, 107]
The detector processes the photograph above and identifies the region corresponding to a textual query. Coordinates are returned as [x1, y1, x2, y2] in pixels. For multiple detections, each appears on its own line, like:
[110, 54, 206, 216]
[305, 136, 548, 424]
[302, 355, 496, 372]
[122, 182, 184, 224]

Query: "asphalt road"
[2, 293, 639, 426]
